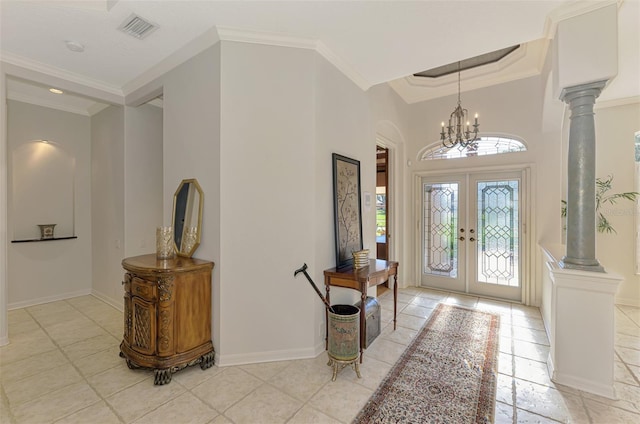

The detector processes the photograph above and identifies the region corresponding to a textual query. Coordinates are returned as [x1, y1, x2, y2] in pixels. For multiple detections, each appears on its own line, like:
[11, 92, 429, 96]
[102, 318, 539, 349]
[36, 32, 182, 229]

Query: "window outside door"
[421, 171, 523, 302]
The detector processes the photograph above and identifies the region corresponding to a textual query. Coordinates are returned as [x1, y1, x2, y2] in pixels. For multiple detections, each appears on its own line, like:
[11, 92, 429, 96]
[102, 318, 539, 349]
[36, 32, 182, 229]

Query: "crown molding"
[216, 26, 316, 50]
[595, 95, 640, 110]
[216, 27, 371, 91]
[0, 52, 122, 98]
[7, 92, 91, 116]
[543, 0, 621, 39]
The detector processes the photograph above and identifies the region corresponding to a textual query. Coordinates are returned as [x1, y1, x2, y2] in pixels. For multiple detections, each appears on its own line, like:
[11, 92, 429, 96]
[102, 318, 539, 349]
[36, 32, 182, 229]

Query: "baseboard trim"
[91, 290, 122, 312]
[550, 369, 617, 400]
[615, 296, 640, 308]
[216, 341, 326, 367]
[8, 289, 92, 310]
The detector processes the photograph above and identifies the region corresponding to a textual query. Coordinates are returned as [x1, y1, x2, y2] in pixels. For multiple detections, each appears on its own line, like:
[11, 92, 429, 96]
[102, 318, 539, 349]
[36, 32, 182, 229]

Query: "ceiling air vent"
[118, 14, 158, 39]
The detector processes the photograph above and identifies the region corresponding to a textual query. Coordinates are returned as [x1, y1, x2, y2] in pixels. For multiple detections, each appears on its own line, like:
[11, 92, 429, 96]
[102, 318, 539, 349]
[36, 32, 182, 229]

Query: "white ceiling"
[1, 0, 638, 114]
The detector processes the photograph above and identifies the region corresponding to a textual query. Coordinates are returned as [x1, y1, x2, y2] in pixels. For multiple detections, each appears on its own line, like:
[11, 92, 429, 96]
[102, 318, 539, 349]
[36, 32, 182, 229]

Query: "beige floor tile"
[45, 319, 110, 347]
[3, 363, 83, 405]
[401, 304, 434, 319]
[191, 367, 261, 413]
[268, 356, 332, 402]
[512, 327, 550, 346]
[170, 363, 222, 389]
[308, 379, 373, 423]
[379, 323, 417, 346]
[616, 346, 640, 367]
[614, 360, 638, 385]
[32, 309, 86, 329]
[496, 374, 514, 405]
[409, 296, 440, 309]
[88, 363, 150, 397]
[515, 408, 562, 423]
[61, 333, 120, 361]
[494, 401, 514, 424]
[513, 340, 549, 362]
[208, 415, 233, 424]
[498, 352, 513, 376]
[615, 333, 640, 350]
[512, 315, 546, 331]
[514, 379, 574, 422]
[395, 313, 427, 331]
[134, 392, 218, 424]
[584, 397, 640, 423]
[286, 405, 341, 424]
[514, 357, 554, 387]
[1, 385, 13, 424]
[7, 316, 40, 336]
[105, 378, 186, 423]
[0, 348, 68, 384]
[442, 294, 479, 308]
[415, 288, 448, 300]
[361, 338, 405, 365]
[74, 345, 123, 377]
[11, 382, 100, 424]
[511, 304, 543, 319]
[55, 400, 122, 424]
[0, 328, 58, 365]
[225, 384, 302, 424]
[334, 355, 392, 391]
[239, 360, 291, 381]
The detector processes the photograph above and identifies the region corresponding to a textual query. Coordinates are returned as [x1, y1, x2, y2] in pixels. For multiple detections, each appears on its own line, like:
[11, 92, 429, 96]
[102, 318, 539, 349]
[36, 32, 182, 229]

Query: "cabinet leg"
[200, 351, 215, 370]
[154, 369, 172, 385]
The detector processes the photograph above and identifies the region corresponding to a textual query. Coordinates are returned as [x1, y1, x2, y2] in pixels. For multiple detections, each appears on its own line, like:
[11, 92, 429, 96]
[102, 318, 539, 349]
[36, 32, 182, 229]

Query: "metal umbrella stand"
[295, 264, 361, 381]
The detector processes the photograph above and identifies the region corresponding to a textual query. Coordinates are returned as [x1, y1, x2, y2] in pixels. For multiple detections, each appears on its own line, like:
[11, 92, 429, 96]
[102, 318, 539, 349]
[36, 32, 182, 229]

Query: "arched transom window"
[419, 135, 527, 160]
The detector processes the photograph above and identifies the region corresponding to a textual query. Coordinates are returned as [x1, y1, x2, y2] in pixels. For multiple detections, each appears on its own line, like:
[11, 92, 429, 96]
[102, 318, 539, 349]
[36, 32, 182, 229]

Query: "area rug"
[353, 303, 500, 424]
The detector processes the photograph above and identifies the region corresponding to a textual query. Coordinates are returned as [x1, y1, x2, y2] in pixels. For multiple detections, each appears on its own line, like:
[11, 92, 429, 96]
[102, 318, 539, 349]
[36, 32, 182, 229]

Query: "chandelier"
[440, 62, 479, 148]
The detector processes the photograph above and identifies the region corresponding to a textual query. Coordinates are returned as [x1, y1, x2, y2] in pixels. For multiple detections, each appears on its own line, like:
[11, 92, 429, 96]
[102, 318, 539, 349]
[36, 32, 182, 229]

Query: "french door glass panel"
[421, 172, 522, 302]
[421, 177, 466, 292]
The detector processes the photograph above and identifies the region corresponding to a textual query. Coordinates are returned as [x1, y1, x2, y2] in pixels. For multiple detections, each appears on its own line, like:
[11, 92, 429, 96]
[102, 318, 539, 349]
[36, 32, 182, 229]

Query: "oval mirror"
[172, 178, 203, 258]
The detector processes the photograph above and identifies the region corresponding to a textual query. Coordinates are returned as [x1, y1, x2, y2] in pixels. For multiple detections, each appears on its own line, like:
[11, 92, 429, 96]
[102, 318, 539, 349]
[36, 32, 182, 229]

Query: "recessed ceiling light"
[49, 88, 64, 94]
[65, 40, 85, 53]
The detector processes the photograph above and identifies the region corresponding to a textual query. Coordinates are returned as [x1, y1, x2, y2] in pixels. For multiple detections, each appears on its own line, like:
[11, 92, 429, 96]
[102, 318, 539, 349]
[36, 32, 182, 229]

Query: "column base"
[559, 256, 605, 273]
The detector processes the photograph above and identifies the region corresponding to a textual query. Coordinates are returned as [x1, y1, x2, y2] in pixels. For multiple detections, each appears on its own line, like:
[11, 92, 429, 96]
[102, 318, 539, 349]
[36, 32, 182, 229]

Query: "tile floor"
[1, 287, 639, 424]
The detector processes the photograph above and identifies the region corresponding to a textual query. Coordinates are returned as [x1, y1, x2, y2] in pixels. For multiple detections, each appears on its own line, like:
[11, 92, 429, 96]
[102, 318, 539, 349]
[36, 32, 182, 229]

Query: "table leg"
[360, 289, 366, 363]
[393, 273, 398, 331]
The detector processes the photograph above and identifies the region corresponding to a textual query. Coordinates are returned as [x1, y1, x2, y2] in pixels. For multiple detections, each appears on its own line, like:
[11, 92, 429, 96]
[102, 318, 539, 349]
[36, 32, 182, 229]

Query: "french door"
[421, 171, 523, 302]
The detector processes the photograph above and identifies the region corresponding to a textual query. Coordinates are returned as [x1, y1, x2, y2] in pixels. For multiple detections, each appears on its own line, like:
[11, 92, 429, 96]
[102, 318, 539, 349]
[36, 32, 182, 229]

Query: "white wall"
[7, 100, 92, 308]
[91, 106, 125, 305]
[218, 41, 318, 364]
[162, 44, 222, 356]
[124, 104, 163, 258]
[594, 101, 640, 306]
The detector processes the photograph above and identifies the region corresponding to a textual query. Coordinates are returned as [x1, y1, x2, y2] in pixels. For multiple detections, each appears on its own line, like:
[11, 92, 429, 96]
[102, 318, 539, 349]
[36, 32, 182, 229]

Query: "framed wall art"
[332, 153, 363, 270]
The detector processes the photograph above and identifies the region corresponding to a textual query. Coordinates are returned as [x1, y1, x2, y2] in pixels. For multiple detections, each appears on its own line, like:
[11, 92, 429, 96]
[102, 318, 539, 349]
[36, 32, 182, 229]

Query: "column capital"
[560, 80, 608, 104]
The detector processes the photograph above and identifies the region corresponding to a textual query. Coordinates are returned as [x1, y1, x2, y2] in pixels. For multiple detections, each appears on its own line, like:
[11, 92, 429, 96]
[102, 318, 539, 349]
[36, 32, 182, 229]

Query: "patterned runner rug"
[354, 303, 500, 424]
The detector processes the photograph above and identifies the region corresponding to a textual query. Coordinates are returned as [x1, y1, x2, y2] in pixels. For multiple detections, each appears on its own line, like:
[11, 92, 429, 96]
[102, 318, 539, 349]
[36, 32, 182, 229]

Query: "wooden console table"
[324, 259, 399, 362]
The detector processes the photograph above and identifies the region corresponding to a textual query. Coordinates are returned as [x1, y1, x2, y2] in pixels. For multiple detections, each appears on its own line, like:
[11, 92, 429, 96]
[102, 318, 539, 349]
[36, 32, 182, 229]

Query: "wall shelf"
[11, 236, 78, 243]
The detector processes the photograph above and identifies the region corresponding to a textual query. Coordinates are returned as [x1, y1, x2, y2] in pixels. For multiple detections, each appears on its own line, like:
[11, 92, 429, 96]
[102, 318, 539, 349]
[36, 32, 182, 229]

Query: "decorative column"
[559, 80, 607, 272]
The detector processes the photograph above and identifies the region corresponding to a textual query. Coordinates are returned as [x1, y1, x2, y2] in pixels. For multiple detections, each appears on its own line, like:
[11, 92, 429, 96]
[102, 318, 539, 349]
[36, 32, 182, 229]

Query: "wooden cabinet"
[120, 254, 215, 385]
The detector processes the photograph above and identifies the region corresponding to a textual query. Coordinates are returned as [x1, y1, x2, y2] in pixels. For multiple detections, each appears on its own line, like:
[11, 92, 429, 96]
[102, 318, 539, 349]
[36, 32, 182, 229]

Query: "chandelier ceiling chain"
[440, 61, 480, 149]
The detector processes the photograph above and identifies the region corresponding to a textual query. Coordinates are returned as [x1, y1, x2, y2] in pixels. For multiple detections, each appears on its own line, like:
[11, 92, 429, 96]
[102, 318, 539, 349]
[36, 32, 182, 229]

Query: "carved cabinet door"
[131, 297, 157, 356]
